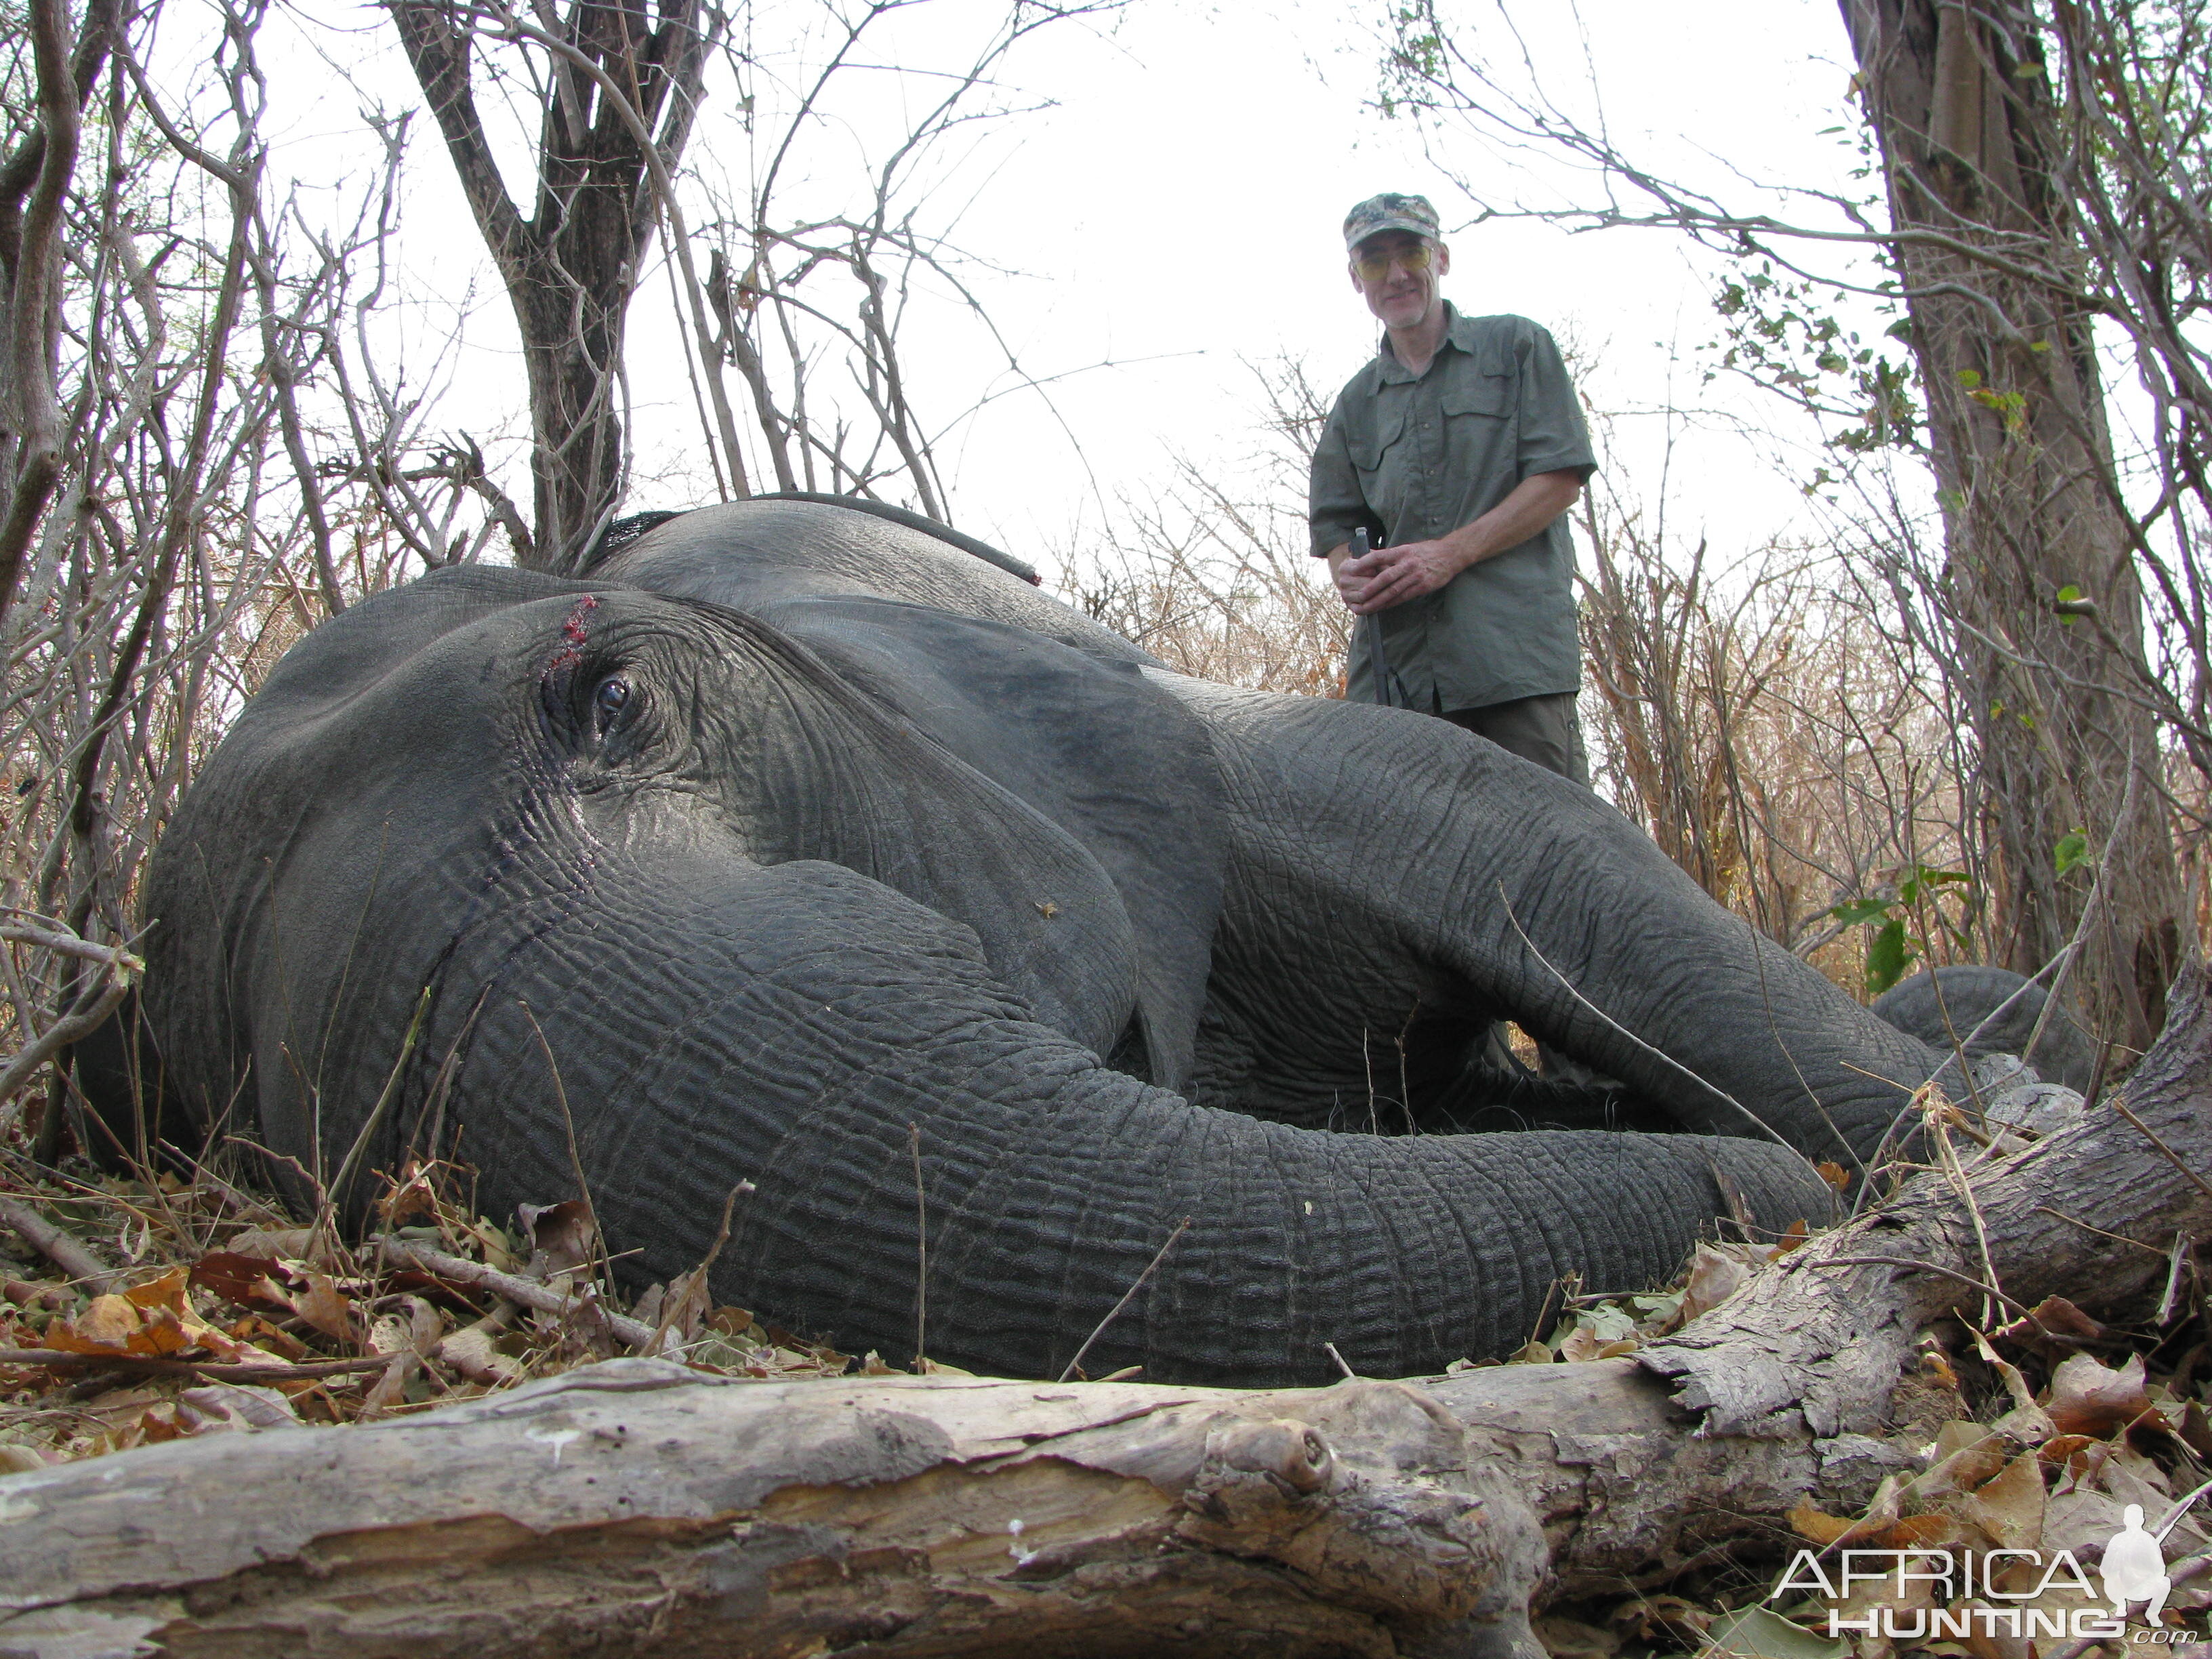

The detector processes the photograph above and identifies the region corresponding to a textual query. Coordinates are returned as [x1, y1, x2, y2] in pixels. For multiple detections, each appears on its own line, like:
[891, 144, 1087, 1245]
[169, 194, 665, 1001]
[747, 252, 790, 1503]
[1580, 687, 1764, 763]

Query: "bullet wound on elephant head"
[545, 593, 600, 676]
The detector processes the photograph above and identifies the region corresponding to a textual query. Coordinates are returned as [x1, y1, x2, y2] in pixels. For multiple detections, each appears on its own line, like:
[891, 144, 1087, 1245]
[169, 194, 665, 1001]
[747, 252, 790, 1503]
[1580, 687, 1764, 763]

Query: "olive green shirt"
[1310, 306, 1597, 712]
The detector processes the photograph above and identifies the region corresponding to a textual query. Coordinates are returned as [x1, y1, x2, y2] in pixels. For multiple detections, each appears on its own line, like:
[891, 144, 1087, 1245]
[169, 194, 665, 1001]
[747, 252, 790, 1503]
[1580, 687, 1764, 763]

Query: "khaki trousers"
[1441, 691, 1590, 787]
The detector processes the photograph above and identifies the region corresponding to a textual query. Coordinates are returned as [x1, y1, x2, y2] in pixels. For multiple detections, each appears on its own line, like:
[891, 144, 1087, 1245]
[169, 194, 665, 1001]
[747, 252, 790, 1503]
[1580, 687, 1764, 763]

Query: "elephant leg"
[1162, 676, 1942, 1168]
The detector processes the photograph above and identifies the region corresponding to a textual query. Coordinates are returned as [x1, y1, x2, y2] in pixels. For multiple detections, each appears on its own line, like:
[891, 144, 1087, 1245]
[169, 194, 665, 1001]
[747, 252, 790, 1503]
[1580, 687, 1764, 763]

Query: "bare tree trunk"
[391, 0, 719, 576]
[0, 0, 120, 636]
[1839, 0, 2182, 1052]
[9, 964, 2211, 1656]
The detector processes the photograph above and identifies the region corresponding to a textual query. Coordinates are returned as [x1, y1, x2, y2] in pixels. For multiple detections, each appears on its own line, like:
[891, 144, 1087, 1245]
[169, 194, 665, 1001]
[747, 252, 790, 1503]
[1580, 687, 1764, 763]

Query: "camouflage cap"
[1343, 192, 1441, 251]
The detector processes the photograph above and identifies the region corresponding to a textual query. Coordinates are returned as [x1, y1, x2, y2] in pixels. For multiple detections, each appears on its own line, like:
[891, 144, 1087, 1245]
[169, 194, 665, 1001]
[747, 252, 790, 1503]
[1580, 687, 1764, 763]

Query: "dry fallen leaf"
[1991, 1294, 2105, 1349]
[518, 1198, 597, 1277]
[1675, 1243, 1755, 1327]
[2045, 1350, 2164, 1438]
[40, 1293, 150, 1355]
[1790, 1473, 1904, 1546]
[375, 1161, 441, 1227]
[286, 1270, 361, 1346]
[176, 1382, 303, 1435]
[221, 1225, 316, 1261]
[436, 1320, 523, 1386]
[189, 1252, 292, 1311]
[1936, 1448, 2045, 1551]
[1704, 1603, 1849, 1659]
[1969, 1328, 2056, 1444]
[2183, 1399, 2212, 1462]
[1559, 1326, 1607, 1363]
[40, 1273, 249, 1361]
[1534, 1614, 1619, 1658]
[1612, 1595, 1711, 1645]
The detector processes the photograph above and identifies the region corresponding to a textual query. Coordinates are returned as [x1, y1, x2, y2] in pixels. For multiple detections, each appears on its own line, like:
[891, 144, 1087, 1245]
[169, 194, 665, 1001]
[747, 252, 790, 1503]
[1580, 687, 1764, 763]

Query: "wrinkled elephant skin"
[126, 500, 1953, 1385]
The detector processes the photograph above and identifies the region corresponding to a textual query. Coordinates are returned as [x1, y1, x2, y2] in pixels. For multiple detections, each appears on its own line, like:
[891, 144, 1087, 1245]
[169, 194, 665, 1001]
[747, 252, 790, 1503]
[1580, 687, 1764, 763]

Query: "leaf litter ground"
[0, 1118, 2206, 1659]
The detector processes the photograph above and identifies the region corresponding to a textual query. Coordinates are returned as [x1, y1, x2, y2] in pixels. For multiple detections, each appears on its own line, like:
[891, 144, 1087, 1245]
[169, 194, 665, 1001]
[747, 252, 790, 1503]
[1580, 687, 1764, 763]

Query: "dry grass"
[0, 1148, 876, 1469]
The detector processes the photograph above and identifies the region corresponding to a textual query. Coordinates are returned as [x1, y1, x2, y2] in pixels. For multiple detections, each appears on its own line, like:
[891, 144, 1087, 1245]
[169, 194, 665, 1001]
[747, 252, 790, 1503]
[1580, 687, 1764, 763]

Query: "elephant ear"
[134, 568, 597, 1153]
[755, 594, 1227, 1092]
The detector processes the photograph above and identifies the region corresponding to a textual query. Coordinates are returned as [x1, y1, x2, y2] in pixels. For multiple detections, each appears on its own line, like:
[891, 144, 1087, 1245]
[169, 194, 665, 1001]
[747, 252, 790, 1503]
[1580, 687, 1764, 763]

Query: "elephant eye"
[592, 675, 632, 734]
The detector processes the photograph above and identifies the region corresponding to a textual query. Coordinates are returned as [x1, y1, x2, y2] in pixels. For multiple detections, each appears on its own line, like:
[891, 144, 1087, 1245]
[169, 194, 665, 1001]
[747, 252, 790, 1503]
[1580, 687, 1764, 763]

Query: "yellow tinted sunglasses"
[1354, 243, 1434, 281]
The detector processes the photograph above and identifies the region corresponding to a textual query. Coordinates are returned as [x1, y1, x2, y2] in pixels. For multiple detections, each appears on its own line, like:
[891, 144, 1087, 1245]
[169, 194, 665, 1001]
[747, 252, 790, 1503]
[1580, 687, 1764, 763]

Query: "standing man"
[1311, 192, 1598, 783]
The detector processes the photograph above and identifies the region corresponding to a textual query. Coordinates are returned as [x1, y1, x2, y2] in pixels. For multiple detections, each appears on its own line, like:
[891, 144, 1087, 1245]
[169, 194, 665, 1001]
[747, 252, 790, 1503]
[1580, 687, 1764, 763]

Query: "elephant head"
[125, 499, 1955, 1386]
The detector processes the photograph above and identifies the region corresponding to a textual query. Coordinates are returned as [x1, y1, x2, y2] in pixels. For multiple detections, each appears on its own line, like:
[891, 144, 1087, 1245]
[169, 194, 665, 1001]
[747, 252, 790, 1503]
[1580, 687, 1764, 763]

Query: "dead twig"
[1057, 1216, 1192, 1384]
[1808, 1254, 2043, 1328]
[2031, 1206, 2169, 1254]
[377, 1237, 657, 1352]
[646, 1179, 753, 1357]
[2157, 1232, 2192, 1328]
[0, 1349, 389, 1380]
[2110, 1096, 2212, 1202]
[0, 1194, 115, 1290]
[1927, 1105, 2005, 1328]
[909, 1122, 926, 1368]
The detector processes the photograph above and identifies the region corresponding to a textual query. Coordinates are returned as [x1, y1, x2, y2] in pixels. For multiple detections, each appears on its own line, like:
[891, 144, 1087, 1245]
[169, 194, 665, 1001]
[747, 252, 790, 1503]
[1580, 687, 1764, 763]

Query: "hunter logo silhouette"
[2104, 1505, 2173, 1624]
[2106, 1481, 2212, 1629]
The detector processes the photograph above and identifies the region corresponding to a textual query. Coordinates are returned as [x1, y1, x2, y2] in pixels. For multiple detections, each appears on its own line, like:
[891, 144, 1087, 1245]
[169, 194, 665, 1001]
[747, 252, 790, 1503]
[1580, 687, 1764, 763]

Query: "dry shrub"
[1577, 520, 1985, 995]
[0, 7, 525, 1155]
[1062, 465, 1349, 696]
[1059, 359, 1350, 696]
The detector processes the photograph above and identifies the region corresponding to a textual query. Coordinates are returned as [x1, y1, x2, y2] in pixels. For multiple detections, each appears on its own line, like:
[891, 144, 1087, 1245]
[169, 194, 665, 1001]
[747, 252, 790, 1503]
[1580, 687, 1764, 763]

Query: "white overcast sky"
[250, 0, 1885, 582]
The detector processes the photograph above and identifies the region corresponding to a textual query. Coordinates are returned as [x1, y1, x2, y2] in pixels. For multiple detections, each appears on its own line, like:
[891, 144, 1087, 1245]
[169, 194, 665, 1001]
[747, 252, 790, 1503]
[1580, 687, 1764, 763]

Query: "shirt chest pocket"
[1347, 410, 1406, 476]
[1441, 376, 1513, 423]
[1440, 375, 1516, 483]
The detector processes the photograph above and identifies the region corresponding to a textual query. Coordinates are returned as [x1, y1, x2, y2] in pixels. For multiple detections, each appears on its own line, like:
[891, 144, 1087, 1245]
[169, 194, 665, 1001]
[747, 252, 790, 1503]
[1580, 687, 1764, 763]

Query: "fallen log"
[4, 965, 2210, 1658]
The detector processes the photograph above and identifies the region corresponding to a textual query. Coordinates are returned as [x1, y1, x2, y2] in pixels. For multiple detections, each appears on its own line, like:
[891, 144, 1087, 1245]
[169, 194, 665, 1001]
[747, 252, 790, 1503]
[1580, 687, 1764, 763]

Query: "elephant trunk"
[420, 849, 1837, 1387]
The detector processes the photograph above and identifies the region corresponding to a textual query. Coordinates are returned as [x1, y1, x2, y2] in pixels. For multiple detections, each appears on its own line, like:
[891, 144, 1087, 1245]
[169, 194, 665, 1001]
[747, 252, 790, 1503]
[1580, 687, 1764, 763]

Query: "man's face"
[1351, 231, 1448, 331]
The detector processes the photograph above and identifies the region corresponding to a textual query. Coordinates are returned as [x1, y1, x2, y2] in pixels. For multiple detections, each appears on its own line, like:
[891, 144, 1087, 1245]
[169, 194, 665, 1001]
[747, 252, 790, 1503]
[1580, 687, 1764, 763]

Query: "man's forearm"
[1435, 470, 1584, 575]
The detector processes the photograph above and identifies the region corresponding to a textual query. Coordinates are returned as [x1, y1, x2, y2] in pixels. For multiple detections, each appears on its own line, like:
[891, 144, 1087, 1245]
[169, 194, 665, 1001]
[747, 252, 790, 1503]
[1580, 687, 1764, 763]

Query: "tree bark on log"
[5, 966, 2211, 1658]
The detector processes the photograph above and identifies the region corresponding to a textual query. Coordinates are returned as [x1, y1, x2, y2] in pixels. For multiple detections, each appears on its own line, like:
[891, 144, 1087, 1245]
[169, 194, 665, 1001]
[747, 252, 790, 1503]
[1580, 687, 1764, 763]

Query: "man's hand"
[1325, 469, 1584, 617]
[1334, 539, 1463, 615]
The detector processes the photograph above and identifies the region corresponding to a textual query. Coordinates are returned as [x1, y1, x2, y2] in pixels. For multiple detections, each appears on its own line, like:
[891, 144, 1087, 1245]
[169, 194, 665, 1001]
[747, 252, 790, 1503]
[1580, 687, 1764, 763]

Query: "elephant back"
[596, 498, 1149, 668]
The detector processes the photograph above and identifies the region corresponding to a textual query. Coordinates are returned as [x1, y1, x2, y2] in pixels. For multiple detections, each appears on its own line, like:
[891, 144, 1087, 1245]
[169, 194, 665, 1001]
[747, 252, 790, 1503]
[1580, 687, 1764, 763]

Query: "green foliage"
[2054, 828, 2092, 876]
[1828, 897, 1891, 927]
[1379, 0, 1446, 113]
[1862, 917, 1912, 994]
[1828, 864, 1978, 997]
[1708, 262, 1921, 464]
[1957, 367, 2030, 438]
